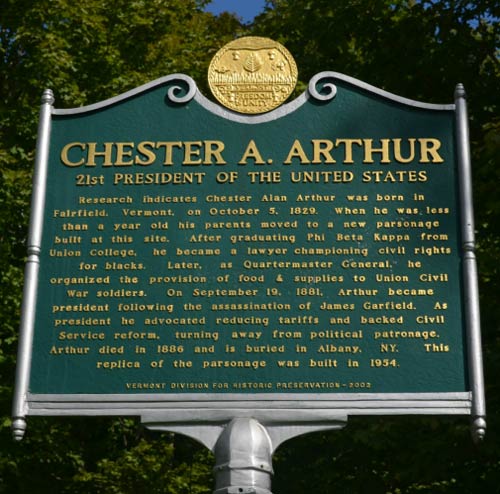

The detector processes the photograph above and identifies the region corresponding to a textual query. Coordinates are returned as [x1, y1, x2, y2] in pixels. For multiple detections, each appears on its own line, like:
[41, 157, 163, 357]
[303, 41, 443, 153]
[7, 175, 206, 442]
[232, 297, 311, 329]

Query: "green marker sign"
[13, 71, 485, 444]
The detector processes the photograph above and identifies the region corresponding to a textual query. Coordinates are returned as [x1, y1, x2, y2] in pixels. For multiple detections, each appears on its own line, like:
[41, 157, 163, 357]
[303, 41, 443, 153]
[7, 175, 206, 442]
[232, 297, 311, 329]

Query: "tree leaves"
[1, 1, 499, 492]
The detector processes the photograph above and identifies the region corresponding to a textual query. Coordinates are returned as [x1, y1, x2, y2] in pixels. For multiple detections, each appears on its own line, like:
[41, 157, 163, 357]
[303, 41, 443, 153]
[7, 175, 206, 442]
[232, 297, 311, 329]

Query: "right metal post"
[454, 83, 487, 443]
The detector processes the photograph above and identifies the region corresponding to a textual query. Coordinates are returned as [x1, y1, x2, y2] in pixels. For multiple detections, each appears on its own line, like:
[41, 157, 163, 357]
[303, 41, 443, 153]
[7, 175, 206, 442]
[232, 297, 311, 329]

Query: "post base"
[214, 487, 271, 494]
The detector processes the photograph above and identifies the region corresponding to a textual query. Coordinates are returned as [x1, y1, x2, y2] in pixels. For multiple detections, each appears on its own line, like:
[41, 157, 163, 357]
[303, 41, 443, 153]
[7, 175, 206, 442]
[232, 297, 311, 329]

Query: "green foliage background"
[1, 1, 498, 492]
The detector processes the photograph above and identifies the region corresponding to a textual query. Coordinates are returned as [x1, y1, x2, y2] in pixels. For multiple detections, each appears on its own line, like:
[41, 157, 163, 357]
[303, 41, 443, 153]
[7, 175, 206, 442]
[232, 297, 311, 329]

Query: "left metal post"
[12, 89, 54, 441]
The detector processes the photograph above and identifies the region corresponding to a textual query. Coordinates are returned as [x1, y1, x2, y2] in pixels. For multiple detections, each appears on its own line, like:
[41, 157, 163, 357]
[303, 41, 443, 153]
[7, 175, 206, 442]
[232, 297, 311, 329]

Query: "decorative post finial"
[454, 83, 467, 101]
[12, 418, 27, 441]
[41, 89, 55, 106]
[472, 417, 487, 444]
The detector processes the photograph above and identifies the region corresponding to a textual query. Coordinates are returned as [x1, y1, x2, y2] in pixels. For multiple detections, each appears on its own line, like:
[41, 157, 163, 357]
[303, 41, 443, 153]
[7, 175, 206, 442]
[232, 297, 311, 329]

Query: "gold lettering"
[114, 142, 135, 166]
[61, 142, 85, 167]
[311, 139, 335, 164]
[363, 138, 391, 163]
[283, 139, 310, 164]
[87, 142, 114, 167]
[393, 138, 416, 163]
[238, 140, 265, 165]
[419, 138, 444, 163]
[135, 141, 157, 165]
[334, 138, 362, 163]
[182, 141, 203, 165]
[156, 141, 183, 165]
[203, 140, 226, 165]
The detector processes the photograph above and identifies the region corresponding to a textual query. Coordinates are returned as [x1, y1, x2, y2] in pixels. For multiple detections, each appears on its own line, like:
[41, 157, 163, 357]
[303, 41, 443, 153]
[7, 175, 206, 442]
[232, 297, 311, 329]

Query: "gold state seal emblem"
[208, 36, 298, 114]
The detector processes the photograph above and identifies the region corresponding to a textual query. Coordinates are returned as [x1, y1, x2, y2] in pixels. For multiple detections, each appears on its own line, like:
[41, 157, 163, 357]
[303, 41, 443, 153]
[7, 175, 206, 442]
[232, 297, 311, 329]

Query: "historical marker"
[13, 37, 485, 494]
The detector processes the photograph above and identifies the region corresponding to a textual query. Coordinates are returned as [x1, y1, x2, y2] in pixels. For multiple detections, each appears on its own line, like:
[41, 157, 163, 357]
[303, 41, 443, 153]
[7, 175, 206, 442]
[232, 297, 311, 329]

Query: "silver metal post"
[11, 89, 54, 440]
[213, 418, 273, 494]
[454, 83, 486, 443]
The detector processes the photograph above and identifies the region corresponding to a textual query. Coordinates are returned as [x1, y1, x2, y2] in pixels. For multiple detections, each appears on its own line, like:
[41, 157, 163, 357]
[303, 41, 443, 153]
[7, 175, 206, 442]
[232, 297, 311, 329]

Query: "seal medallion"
[208, 36, 298, 114]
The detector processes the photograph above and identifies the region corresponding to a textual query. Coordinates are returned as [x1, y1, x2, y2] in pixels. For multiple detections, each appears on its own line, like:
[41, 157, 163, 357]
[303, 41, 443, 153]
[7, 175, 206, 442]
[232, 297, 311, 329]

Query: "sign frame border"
[12, 73, 485, 443]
